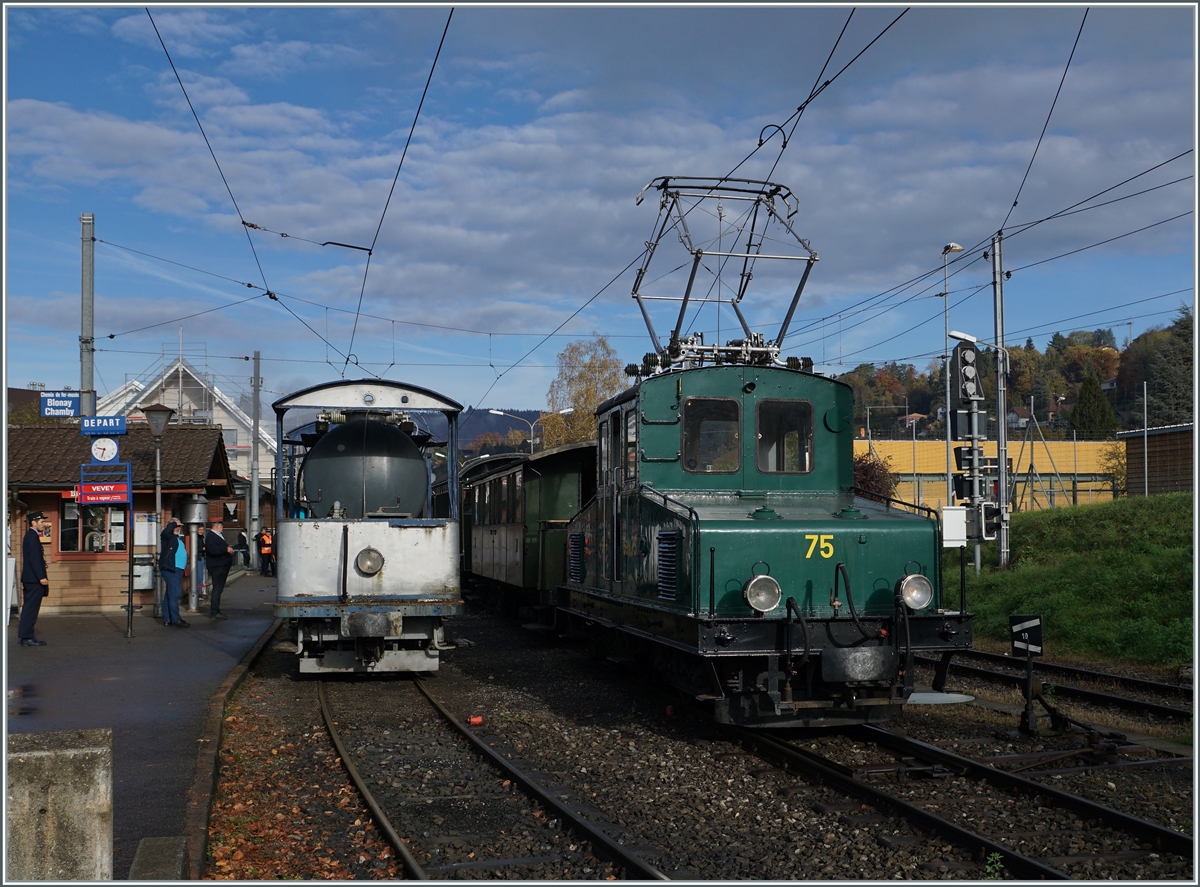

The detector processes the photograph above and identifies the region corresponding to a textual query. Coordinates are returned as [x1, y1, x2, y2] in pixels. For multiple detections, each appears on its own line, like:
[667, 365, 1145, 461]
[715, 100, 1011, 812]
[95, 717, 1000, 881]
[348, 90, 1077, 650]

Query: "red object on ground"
[467, 715, 484, 726]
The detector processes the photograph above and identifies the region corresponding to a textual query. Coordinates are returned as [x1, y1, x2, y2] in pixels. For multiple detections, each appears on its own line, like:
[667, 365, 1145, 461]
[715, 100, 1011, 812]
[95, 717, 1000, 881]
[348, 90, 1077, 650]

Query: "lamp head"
[949, 330, 977, 344]
[143, 403, 175, 437]
[488, 409, 504, 416]
[943, 242, 964, 255]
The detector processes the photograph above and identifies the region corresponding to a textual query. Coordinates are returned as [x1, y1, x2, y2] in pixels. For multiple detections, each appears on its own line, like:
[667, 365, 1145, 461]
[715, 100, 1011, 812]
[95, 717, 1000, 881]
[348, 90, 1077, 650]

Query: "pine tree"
[1142, 308, 1194, 427]
[1071, 375, 1117, 433]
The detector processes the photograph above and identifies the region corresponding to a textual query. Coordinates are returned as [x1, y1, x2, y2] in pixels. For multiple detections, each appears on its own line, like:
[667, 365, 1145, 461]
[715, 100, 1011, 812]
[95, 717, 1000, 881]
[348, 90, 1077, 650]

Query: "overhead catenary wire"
[999, 8, 1089, 233]
[145, 7, 350, 366]
[343, 8, 454, 374]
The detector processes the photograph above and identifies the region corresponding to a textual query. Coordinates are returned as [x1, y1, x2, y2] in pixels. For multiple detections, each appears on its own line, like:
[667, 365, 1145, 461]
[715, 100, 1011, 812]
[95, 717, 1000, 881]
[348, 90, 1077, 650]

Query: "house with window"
[6, 423, 254, 614]
[96, 356, 275, 481]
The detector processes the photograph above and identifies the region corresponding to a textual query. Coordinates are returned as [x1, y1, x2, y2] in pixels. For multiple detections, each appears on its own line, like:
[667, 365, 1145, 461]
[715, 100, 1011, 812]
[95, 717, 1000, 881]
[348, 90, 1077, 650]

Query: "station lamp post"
[143, 403, 175, 619]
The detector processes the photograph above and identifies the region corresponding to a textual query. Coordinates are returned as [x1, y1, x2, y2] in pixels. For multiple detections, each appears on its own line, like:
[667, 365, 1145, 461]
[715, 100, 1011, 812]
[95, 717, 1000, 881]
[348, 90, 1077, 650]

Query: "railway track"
[917, 652, 1193, 722]
[725, 723, 1192, 880]
[317, 677, 667, 880]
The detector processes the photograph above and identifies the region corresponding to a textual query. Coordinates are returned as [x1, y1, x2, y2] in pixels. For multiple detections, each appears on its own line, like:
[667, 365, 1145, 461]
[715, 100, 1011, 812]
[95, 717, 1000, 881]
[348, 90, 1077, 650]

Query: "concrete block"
[128, 836, 188, 880]
[6, 728, 113, 880]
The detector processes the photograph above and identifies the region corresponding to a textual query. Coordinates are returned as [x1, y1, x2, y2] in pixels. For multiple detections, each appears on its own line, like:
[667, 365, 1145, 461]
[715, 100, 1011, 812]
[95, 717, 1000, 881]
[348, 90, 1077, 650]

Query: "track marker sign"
[1009, 615, 1043, 657]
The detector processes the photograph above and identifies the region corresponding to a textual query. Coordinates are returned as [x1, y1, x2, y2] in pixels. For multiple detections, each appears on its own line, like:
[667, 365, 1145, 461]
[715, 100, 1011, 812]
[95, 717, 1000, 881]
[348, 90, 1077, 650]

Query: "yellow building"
[854, 438, 1119, 511]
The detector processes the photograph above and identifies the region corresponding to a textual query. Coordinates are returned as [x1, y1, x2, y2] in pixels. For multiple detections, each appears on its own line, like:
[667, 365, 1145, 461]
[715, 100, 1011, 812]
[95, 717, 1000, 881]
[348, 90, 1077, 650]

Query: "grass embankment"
[948, 492, 1194, 667]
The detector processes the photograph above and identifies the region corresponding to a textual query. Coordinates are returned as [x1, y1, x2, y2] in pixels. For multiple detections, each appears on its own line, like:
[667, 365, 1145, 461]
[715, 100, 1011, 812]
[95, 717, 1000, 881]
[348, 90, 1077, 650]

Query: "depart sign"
[80, 416, 127, 436]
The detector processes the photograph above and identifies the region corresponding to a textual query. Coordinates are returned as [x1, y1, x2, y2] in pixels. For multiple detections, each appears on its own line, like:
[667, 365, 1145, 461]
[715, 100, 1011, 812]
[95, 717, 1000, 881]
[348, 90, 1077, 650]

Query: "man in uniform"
[256, 528, 275, 577]
[204, 520, 234, 619]
[19, 511, 50, 646]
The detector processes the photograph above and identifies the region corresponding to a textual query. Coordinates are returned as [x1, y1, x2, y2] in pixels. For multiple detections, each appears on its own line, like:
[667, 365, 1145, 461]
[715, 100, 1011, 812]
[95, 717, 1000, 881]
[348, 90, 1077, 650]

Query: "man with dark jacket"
[19, 511, 50, 646]
[204, 520, 235, 619]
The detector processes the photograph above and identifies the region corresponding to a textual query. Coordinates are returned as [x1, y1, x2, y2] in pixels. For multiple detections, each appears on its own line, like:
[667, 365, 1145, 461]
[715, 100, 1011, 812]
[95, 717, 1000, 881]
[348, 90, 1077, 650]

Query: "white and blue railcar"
[272, 379, 463, 673]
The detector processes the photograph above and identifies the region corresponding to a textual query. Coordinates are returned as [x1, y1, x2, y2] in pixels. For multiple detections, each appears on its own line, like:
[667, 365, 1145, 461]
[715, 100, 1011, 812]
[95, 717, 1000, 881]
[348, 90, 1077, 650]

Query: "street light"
[950, 330, 1011, 568]
[143, 403, 175, 619]
[489, 409, 535, 454]
[488, 408, 575, 455]
[942, 242, 964, 506]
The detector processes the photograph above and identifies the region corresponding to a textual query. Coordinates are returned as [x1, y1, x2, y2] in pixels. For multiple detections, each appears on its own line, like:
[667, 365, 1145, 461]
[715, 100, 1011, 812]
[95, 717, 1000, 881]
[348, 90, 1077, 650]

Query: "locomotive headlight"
[898, 574, 933, 611]
[356, 547, 385, 576]
[743, 574, 782, 614]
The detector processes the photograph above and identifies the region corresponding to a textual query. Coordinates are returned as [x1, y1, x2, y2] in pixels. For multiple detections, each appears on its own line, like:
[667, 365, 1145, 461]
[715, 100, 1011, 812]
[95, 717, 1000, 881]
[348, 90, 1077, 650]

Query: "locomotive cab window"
[756, 399, 814, 474]
[682, 397, 740, 473]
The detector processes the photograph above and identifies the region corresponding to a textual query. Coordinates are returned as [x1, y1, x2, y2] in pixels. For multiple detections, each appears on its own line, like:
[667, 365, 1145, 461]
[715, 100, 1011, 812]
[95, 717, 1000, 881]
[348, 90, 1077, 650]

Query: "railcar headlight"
[356, 547, 384, 576]
[898, 574, 933, 611]
[743, 574, 782, 614]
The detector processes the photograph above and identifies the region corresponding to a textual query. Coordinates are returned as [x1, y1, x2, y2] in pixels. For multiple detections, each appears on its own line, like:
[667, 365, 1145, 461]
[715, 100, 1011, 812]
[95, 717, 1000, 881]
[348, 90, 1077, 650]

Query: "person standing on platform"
[236, 529, 249, 568]
[194, 525, 206, 602]
[204, 520, 234, 620]
[18, 511, 50, 646]
[159, 518, 189, 627]
[256, 528, 275, 577]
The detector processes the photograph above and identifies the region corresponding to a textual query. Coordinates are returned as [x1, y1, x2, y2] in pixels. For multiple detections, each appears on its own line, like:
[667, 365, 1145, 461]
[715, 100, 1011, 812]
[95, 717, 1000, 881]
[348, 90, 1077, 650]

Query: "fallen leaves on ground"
[205, 690, 403, 880]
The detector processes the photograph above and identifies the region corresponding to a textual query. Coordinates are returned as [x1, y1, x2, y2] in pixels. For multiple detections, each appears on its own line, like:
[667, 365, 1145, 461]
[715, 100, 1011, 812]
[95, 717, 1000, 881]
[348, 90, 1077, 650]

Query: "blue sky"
[4, 5, 1195, 413]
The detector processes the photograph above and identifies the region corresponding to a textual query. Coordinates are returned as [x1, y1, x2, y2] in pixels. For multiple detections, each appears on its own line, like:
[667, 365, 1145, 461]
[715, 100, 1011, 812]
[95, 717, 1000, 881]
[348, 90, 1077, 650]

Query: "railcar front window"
[756, 399, 814, 474]
[683, 398, 741, 473]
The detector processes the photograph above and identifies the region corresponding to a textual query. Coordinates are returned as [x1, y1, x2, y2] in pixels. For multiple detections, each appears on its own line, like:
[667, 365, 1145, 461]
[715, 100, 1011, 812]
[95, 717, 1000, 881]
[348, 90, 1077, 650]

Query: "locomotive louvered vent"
[568, 533, 585, 582]
[657, 531, 679, 600]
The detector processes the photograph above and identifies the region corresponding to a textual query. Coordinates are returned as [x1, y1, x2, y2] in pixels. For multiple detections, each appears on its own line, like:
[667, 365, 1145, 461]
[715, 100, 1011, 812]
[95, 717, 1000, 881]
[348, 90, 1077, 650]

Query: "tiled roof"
[6, 424, 232, 489]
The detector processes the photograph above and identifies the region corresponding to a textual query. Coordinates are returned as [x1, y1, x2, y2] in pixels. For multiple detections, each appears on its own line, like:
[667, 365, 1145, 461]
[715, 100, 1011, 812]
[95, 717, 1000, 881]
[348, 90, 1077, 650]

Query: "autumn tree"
[539, 336, 626, 448]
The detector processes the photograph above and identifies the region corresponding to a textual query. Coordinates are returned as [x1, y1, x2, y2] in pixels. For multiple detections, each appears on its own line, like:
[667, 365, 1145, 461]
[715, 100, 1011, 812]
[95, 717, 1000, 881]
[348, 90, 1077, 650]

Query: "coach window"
[598, 420, 609, 486]
[624, 409, 638, 481]
[609, 415, 623, 487]
[499, 476, 509, 524]
[514, 473, 523, 523]
[756, 400, 814, 474]
[682, 397, 741, 473]
[60, 501, 127, 552]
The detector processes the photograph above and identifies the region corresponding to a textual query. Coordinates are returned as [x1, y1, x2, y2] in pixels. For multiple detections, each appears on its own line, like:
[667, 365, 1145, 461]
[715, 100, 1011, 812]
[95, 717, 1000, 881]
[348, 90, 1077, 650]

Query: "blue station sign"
[40, 390, 81, 418]
[80, 416, 127, 436]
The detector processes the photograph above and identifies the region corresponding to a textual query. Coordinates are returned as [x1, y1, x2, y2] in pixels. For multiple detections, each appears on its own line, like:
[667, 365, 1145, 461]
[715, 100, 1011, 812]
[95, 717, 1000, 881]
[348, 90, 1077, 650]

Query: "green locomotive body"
[456, 176, 972, 726]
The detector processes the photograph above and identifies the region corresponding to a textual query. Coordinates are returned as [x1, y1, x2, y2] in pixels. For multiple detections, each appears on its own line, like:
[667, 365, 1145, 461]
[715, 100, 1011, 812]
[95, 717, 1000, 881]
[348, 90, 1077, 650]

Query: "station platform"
[6, 569, 280, 879]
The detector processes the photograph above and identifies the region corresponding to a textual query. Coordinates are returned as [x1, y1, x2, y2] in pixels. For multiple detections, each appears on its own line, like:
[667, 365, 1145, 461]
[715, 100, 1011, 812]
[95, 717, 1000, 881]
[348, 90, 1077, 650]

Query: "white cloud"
[111, 9, 247, 58]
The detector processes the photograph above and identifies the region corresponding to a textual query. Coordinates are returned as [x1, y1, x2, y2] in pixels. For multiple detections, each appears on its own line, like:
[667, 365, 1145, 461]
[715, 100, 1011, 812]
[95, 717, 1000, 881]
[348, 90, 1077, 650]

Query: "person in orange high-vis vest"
[255, 529, 275, 577]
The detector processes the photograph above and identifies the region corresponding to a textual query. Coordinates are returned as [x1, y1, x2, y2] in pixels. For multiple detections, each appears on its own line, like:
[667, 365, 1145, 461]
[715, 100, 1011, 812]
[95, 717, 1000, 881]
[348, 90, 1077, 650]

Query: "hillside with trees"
[836, 307, 1192, 439]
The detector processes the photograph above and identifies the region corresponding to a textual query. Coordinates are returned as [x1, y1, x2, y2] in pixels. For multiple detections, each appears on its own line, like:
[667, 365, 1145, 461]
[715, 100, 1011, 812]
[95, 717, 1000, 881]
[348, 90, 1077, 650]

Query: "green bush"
[946, 493, 1193, 666]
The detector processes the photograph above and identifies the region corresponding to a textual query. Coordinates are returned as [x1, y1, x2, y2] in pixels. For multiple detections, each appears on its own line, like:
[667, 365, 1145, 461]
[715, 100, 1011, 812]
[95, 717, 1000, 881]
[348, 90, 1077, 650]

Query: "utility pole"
[80, 213, 96, 416]
[992, 233, 1011, 567]
[250, 351, 261, 571]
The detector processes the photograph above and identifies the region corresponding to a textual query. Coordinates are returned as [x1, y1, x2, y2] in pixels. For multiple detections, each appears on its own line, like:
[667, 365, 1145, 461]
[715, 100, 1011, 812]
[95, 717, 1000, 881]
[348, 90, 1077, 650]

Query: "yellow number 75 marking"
[805, 534, 834, 559]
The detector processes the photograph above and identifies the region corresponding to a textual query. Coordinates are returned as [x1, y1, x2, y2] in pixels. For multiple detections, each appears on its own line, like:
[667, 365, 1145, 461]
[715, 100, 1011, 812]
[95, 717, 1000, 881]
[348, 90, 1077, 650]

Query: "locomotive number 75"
[805, 534, 834, 559]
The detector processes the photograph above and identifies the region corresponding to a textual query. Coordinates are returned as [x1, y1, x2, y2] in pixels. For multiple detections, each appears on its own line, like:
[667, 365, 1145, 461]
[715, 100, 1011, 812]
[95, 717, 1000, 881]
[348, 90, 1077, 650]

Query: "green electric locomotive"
[459, 177, 972, 727]
[557, 360, 971, 727]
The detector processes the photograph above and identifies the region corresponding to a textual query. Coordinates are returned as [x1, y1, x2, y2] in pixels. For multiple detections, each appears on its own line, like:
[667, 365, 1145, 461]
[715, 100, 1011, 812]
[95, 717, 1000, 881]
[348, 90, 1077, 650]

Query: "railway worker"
[18, 511, 50, 647]
[159, 518, 189, 628]
[204, 520, 235, 620]
[256, 528, 275, 577]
